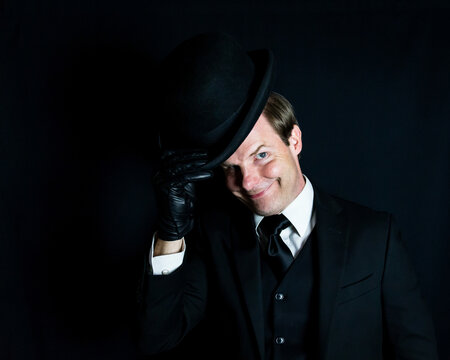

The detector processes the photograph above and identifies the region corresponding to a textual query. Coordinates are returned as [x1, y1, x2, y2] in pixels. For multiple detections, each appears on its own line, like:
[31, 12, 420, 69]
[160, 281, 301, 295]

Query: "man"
[138, 32, 438, 359]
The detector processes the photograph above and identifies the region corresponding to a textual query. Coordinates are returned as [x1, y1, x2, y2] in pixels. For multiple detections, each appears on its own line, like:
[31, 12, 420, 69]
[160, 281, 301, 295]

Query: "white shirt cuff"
[149, 233, 186, 275]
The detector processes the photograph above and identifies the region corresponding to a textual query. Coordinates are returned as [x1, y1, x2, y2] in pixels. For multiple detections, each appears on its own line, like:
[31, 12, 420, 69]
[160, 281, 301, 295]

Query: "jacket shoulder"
[317, 188, 392, 226]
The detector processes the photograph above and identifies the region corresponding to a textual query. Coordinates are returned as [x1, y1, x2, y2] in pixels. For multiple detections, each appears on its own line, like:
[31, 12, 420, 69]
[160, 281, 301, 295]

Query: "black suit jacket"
[138, 187, 438, 359]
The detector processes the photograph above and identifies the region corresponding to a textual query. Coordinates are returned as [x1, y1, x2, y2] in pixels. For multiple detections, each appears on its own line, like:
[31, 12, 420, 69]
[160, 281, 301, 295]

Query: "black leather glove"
[154, 150, 213, 241]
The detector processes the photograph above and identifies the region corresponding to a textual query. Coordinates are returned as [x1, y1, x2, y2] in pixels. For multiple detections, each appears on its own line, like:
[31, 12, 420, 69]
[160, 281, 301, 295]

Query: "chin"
[251, 201, 284, 217]
[256, 208, 282, 217]
[234, 192, 284, 216]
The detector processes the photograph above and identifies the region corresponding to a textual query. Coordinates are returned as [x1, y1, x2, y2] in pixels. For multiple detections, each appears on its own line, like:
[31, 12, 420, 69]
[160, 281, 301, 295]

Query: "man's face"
[222, 113, 304, 216]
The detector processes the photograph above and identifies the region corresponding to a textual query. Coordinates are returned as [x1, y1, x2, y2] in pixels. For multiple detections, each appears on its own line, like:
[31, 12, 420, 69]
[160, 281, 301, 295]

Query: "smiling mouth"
[248, 182, 274, 199]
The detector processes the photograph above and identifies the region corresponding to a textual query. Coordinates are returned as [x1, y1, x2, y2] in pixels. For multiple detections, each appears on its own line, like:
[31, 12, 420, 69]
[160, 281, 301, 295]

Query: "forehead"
[223, 113, 281, 164]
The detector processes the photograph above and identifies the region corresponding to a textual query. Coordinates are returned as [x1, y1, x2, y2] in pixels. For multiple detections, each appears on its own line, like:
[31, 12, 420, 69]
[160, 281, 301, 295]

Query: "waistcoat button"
[274, 293, 284, 301]
[275, 337, 285, 344]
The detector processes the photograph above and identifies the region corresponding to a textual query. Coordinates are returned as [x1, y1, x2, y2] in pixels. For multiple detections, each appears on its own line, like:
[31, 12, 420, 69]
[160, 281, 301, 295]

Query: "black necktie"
[258, 214, 293, 276]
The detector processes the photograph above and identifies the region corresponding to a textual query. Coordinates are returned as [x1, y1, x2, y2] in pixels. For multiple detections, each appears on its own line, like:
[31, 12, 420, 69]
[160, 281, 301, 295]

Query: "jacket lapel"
[314, 188, 348, 360]
[230, 204, 265, 359]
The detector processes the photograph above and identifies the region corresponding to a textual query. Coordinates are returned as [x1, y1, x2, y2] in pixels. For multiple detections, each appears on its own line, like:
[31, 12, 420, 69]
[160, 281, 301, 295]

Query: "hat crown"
[156, 32, 274, 169]
[159, 33, 255, 148]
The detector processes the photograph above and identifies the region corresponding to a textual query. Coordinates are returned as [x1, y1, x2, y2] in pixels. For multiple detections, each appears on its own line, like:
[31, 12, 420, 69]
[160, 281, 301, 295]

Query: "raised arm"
[138, 150, 213, 355]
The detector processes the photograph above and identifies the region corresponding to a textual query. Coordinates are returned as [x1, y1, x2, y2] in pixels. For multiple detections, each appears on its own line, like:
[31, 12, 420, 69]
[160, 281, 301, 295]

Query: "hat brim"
[202, 48, 275, 170]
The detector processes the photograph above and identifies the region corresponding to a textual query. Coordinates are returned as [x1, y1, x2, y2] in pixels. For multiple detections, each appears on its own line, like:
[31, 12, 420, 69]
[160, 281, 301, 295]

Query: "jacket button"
[275, 337, 285, 345]
[274, 293, 284, 301]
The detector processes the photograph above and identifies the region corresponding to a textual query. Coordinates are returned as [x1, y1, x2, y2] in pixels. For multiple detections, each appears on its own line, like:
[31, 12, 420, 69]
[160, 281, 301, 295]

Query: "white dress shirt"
[150, 176, 315, 274]
[150, 237, 186, 275]
[254, 175, 315, 258]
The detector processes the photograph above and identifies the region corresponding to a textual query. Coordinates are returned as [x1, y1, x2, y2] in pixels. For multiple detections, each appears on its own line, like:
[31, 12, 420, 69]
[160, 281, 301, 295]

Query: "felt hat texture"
[157, 32, 274, 169]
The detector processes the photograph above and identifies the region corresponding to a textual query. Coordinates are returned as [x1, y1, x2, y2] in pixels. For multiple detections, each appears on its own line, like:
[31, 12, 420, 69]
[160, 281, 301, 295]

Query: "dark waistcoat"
[261, 227, 319, 360]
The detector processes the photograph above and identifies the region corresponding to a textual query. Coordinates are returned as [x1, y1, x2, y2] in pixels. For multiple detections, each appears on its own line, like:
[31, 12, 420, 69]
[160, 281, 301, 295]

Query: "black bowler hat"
[156, 32, 274, 169]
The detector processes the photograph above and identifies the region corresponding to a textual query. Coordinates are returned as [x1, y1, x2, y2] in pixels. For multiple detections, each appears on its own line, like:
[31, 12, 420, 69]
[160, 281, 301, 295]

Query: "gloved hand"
[154, 150, 213, 241]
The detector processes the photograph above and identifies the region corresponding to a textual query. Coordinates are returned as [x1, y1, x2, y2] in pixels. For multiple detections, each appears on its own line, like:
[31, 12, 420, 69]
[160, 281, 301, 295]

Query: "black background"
[1, 1, 449, 359]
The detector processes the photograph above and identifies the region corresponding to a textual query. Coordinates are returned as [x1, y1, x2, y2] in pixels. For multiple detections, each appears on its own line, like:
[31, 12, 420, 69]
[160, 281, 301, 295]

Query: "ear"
[289, 124, 302, 156]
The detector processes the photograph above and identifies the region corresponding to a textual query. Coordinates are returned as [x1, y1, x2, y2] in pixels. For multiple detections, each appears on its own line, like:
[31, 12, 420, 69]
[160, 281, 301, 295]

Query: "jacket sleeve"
[381, 215, 439, 359]
[137, 235, 208, 355]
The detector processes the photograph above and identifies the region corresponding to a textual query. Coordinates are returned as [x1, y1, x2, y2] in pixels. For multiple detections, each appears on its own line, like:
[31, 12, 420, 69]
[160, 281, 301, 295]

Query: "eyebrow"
[250, 144, 266, 157]
[222, 144, 266, 168]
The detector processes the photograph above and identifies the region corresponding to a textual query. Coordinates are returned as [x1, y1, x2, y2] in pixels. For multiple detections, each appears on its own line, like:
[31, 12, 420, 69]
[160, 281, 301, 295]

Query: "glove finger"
[166, 170, 213, 185]
[161, 149, 209, 166]
[154, 168, 213, 187]
[165, 158, 210, 174]
[154, 162, 205, 183]
[181, 170, 214, 183]
[165, 159, 211, 176]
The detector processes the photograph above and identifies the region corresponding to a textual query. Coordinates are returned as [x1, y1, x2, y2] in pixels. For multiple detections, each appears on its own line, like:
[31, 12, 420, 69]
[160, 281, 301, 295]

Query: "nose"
[241, 166, 260, 192]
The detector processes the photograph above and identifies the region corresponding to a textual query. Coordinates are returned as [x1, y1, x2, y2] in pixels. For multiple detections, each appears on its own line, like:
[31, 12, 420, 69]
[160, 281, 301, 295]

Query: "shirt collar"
[254, 175, 315, 237]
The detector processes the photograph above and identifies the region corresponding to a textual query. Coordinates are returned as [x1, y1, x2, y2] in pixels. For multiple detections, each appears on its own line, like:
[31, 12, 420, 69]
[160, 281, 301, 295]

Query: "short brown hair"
[263, 92, 298, 146]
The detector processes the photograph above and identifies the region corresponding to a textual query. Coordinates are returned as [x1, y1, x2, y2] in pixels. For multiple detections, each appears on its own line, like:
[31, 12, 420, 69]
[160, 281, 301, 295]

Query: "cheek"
[263, 161, 282, 179]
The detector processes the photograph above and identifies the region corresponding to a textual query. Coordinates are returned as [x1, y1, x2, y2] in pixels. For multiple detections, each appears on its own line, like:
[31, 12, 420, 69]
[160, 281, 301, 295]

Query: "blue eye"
[255, 152, 267, 160]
